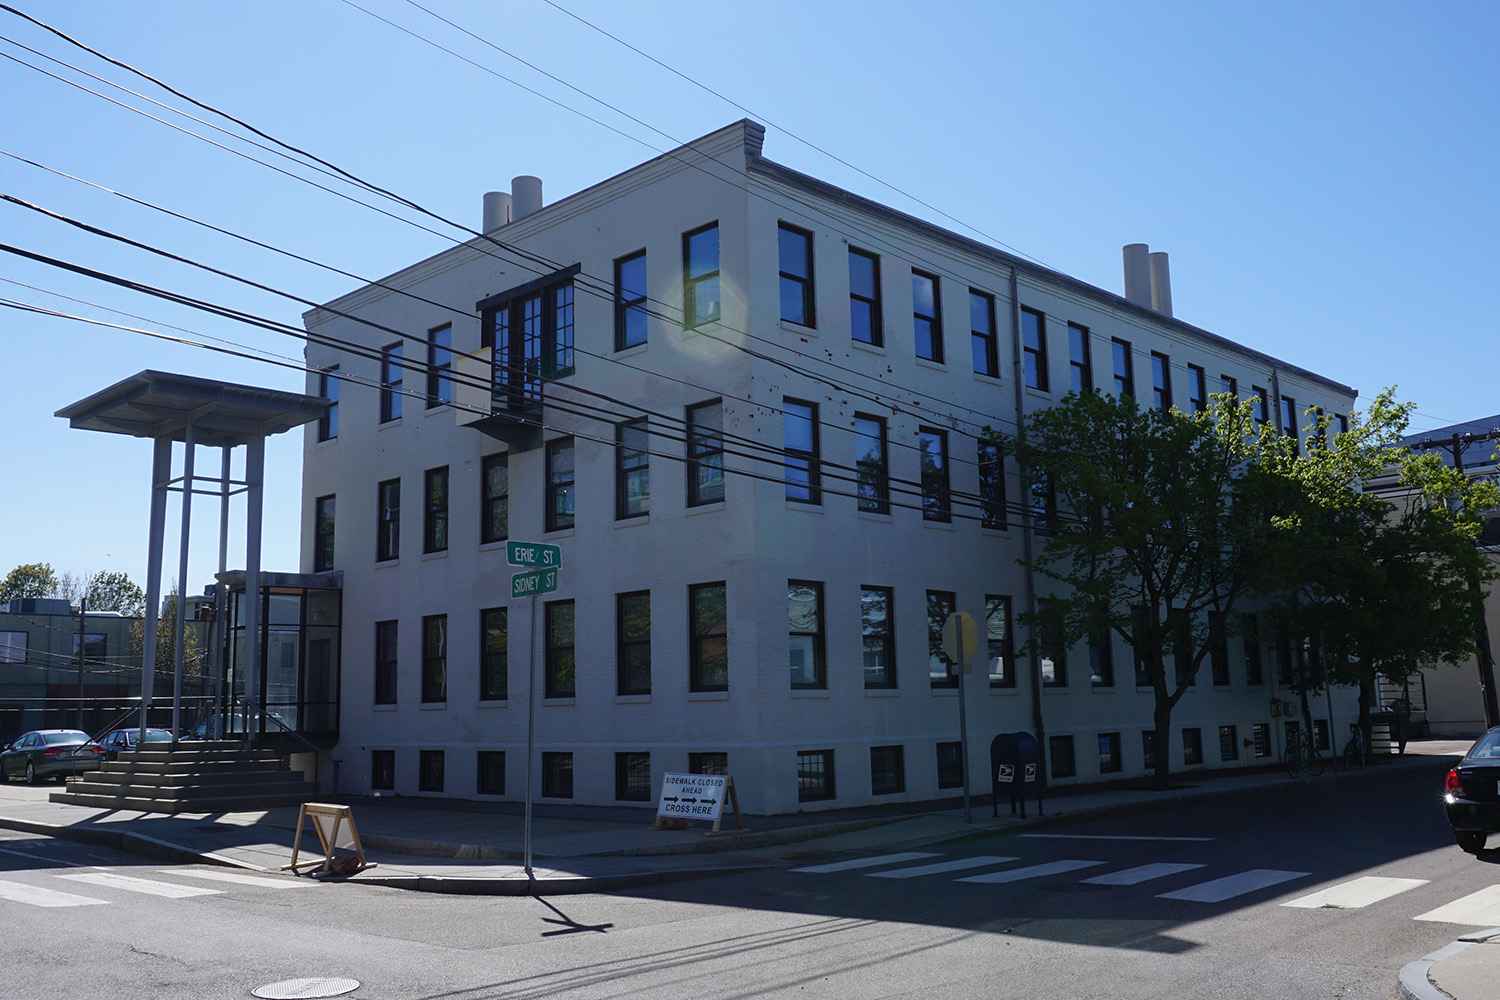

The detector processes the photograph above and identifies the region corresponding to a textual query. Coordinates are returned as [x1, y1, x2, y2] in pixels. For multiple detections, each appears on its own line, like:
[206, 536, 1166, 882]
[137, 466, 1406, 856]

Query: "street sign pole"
[943, 611, 979, 825]
[524, 591, 537, 881]
[506, 540, 562, 882]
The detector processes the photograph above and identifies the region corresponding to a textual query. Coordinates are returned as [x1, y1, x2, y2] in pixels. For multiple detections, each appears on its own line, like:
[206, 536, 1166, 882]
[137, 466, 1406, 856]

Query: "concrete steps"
[48, 742, 315, 814]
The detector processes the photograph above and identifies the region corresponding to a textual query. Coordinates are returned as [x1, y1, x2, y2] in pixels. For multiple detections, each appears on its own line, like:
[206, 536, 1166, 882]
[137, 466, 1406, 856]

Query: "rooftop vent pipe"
[1122, 243, 1152, 308]
[511, 175, 543, 221]
[482, 191, 512, 233]
[1148, 251, 1173, 317]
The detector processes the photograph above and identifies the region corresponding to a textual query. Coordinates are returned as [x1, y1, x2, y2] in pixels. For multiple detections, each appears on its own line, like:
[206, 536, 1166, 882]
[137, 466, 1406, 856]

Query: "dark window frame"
[686, 399, 725, 506]
[376, 478, 400, 562]
[1068, 323, 1092, 393]
[848, 247, 882, 346]
[479, 607, 507, 701]
[683, 222, 721, 329]
[541, 751, 573, 798]
[1219, 724, 1239, 762]
[1021, 307, 1048, 391]
[371, 749, 395, 790]
[777, 222, 815, 327]
[783, 398, 821, 504]
[615, 419, 650, 520]
[477, 750, 505, 795]
[978, 441, 1006, 529]
[1112, 338, 1134, 398]
[918, 427, 951, 522]
[545, 437, 575, 532]
[544, 599, 576, 699]
[1281, 395, 1300, 454]
[985, 594, 1014, 688]
[374, 619, 398, 705]
[797, 748, 836, 802]
[927, 589, 957, 689]
[1050, 735, 1076, 778]
[616, 590, 651, 696]
[614, 249, 648, 351]
[615, 751, 652, 801]
[689, 582, 728, 692]
[870, 745, 906, 796]
[970, 289, 998, 377]
[481, 453, 509, 545]
[1098, 732, 1122, 774]
[1089, 624, 1114, 687]
[861, 586, 896, 690]
[313, 494, 335, 573]
[936, 741, 963, 788]
[788, 580, 826, 690]
[317, 367, 339, 441]
[419, 749, 444, 792]
[421, 614, 447, 703]
[912, 270, 943, 362]
[380, 342, 403, 422]
[423, 466, 449, 554]
[853, 413, 889, 514]
[1183, 727, 1204, 766]
[1187, 364, 1207, 413]
[1151, 351, 1172, 410]
[426, 323, 453, 407]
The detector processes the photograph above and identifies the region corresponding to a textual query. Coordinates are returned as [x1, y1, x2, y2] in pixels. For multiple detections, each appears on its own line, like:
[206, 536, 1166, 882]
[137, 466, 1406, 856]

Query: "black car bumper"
[1445, 795, 1500, 833]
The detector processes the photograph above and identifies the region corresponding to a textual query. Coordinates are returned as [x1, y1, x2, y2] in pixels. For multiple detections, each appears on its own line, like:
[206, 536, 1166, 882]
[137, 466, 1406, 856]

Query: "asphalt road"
[0, 758, 1491, 1000]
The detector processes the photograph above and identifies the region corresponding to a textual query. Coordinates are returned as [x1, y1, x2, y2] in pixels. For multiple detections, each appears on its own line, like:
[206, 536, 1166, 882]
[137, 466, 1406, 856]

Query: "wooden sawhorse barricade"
[282, 803, 376, 878]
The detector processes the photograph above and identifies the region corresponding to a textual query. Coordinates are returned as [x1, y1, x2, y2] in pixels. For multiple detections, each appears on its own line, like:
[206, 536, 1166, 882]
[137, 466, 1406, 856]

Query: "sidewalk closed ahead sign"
[657, 772, 728, 822]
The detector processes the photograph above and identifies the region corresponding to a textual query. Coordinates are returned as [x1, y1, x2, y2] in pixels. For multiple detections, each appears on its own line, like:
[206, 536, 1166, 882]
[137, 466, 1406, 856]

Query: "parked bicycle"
[1285, 728, 1325, 777]
[1341, 723, 1365, 771]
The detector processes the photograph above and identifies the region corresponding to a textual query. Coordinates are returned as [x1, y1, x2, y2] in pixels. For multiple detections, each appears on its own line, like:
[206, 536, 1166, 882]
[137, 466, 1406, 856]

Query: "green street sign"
[506, 540, 561, 568]
[511, 566, 559, 599]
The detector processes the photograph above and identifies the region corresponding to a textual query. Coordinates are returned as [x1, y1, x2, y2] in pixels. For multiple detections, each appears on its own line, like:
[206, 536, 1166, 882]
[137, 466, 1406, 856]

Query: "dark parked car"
[1445, 726, 1500, 853]
[0, 730, 104, 784]
[95, 727, 174, 760]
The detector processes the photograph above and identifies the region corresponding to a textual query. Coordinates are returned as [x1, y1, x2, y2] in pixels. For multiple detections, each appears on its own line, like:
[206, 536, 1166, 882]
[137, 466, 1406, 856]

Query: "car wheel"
[1455, 830, 1488, 853]
[24, 762, 37, 785]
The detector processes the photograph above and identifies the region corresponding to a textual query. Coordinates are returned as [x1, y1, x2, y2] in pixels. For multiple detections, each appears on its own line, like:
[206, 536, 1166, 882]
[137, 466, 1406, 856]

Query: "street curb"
[1397, 928, 1500, 1000]
[351, 862, 774, 896]
[0, 814, 217, 868]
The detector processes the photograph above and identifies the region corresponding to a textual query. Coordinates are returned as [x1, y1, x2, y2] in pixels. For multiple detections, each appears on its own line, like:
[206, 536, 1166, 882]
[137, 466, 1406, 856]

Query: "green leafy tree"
[55, 570, 147, 617]
[997, 391, 1298, 789]
[0, 562, 59, 604]
[128, 587, 208, 682]
[1269, 391, 1500, 753]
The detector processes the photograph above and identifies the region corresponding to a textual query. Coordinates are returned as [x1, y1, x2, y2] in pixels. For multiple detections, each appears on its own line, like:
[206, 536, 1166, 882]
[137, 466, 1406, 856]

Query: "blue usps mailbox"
[990, 731, 1044, 818]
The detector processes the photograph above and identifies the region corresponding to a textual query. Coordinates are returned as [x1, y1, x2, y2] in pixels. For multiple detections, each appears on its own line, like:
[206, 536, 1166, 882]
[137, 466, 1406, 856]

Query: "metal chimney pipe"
[511, 175, 543, 221]
[1149, 251, 1173, 317]
[482, 191, 512, 233]
[1122, 243, 1151, 307]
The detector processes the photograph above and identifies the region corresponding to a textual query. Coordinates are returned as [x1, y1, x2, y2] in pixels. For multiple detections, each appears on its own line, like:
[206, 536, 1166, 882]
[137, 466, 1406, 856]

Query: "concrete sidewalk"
[0, 741, 1488, 999]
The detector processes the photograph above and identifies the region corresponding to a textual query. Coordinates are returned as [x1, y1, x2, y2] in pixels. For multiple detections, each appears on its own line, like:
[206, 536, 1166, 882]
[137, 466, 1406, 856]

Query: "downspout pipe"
[1010, 266, 1046, 756]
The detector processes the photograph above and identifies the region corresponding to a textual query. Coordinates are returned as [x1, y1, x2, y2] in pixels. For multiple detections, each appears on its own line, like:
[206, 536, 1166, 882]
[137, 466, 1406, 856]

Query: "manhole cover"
[252, 977, 360, 999]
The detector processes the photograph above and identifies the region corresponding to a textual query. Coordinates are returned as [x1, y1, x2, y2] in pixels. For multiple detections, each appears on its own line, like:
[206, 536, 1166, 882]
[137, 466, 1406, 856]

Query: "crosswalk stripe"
[163, 869, 311, 890]
[867, 856, 1018, 879]
[792, 852, 940, 874]
[58, 872, 222, 899]
[0, 879, 109, 908]
[956, 859, 1104, 884]
[1157, 869, 1309, 903]
[1283, 876, 1429, 909]
[1081, 863, 1206, 886]
[1414, 885, 1500, 926]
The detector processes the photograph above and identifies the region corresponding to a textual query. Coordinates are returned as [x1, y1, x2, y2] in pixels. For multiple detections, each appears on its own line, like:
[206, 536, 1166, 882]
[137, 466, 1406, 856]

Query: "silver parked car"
[95, 727, 174, 761]
[0, 730, 104, 784]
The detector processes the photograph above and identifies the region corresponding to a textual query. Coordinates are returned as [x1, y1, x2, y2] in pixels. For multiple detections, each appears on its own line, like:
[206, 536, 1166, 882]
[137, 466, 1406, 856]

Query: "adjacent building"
[300, 120, 1359, 812]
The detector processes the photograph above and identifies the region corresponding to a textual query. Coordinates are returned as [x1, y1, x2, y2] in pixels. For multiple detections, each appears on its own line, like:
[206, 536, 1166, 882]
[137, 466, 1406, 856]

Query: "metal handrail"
[238, 700, 341, 792]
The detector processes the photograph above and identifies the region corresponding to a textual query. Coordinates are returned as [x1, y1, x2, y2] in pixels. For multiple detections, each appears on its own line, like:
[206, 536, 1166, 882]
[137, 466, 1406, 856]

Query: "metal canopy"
[55, 369, 326, 447]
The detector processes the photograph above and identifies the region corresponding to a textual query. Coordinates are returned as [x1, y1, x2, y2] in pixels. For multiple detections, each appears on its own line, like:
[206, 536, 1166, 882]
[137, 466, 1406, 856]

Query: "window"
[1183, 727, 1203, 766]
[1313, 718, 1330, 752]
[542, 752, 573, 798]
[689, 583, 728, 691]
[918, 428, 950, 522]
[936, 741, 963, 788]
[788, 581, 825, 689]
[426, 324, 452, 406]
[854, 414, 889, 514]
[1131, 606, 1150, 686]
[955, 443, 995, 534]
[871, 745, 905, 796]
[317, 367, 339, 441]
[423, 467, 449, 554]
[1028, 467, 1056, 535]
[545, 600, 575, 698]
[380, 343, 403, 422]
[1068, 323, 1092, 393]
[480, 607, 507, 701]
[0, 631, 26, 663]
[1243, 613, 1264, 685]
[797, 749, 835, 802]
[1251, 723, 1271, 758]
[1252, 386, 1270, 428]
[1040, 619, 1067, 687]
[614, 250, 648, 350]
[1220, 374, 1238, 398]
[479, 269, 578, 412]
[546, 437, 575, 532]
[912, 270, 942, 362]
[778, 223, 814, 326]
[1112, 338, 1134, 398]
[376, 479, 400, 562]
[689, 752, 728, 776]
[985, 595, 1013, 687]
[481, 453, 508, 544]
[1050, 735, 1076, 778]
[617, 591, 651, 695]
[615, 752, 651, 801]
[313, 495, 335, 572]
[1098, 732, 1122, 774]
[74, 633, 106, 661]
[970, 290, 998, 377]
[1210, 612, 1230, 686]
[927, 590, 956, 688]
[419, 749, 444, 792]
[477, 750, 505, 795]
[1336, 413, 1349, 437]
[1151, 352, 1172, 410]
[683, 222, 720, 328]
[1187, 365, 1206, 413]
[1142, 730, 1156, 770]
[861, 587, 895, 689]
[616, 419, 650, 519]
[1021, 307, 1048, 390]
[849, 248, 882, 346]
[1089, 624, 1114, 687]
[686, 400, 725, 506]
[371, 749, 394, 790]
[374, 620, 398, 705]
[421, 614, 447, 703]
[1219, 725, 1239, 762]
[783, 398, 820, 503]
[1172, 611, 1194, 687]
[1280, 395, 1300, 454]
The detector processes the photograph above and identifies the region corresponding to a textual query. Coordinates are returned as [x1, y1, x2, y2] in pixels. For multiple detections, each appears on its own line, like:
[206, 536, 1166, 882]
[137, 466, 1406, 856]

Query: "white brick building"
[300, 120, 1357, 813]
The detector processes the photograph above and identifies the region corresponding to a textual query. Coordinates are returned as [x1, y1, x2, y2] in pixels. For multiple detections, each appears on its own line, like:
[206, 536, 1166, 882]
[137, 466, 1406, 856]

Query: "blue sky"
[2, 0, 1496, 594]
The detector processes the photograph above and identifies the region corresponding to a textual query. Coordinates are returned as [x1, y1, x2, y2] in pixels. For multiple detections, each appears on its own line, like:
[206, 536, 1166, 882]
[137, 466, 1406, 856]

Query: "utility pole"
[75, 595, 86, 732]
